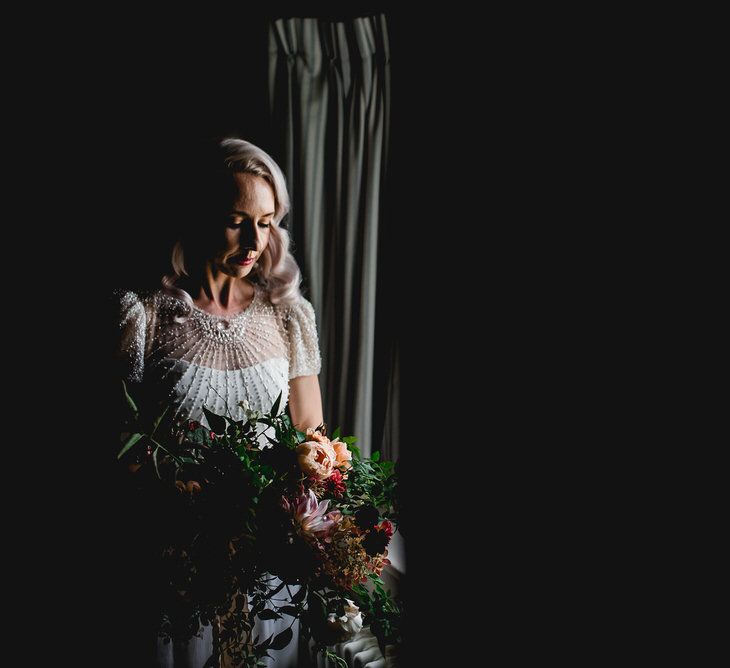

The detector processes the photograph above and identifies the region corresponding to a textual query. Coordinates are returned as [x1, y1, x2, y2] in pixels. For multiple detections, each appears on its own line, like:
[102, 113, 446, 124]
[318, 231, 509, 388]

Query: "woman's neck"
[189, 264, 254, 312]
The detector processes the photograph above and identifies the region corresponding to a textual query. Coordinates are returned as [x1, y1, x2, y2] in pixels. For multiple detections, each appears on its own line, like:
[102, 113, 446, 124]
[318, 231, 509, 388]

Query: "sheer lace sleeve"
[114, 289, 147, 383]
[285, 295, 322, 380]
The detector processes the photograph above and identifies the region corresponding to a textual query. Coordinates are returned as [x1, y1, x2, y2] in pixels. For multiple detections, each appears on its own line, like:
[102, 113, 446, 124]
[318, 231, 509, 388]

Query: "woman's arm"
[288, 375, 324, 431]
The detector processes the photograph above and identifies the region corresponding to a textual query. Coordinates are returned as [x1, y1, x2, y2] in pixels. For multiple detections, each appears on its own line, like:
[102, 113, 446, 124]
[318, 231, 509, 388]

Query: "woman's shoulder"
[111, 286, 175, 325]
[256, 285, 314, 319]
[286, 292, 316, 321]
[111, 286, 158, 307]
[111, 287, 145, 320]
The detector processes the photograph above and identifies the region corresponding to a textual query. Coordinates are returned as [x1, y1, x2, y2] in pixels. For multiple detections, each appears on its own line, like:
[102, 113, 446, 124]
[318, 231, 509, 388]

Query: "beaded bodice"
[113, 285, 321, 432]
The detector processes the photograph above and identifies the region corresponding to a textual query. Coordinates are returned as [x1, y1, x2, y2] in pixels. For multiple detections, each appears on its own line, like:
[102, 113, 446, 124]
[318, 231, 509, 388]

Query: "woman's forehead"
[231, 173, 275, 207]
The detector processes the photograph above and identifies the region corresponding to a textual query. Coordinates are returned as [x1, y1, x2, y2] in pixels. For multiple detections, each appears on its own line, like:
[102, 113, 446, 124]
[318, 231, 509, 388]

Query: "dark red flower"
[209, 431, 216, 440]
[362, 527, 391, 556]
[378, 520, 394, 537]
[324, 469, 346, 498]
[188, 420, 199, 431]
[354, 505, 380, 530]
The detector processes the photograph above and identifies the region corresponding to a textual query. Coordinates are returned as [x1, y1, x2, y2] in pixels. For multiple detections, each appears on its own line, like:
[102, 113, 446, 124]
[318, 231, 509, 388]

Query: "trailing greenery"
[118, 380, 402, 666]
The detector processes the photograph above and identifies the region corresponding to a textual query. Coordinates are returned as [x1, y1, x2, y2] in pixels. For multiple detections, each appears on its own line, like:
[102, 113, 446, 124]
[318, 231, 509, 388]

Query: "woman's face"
[210, 172, 275, 278]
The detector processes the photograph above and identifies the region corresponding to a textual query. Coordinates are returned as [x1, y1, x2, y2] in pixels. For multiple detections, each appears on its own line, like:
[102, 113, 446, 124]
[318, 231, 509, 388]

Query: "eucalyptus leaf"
[223, 415, 240, 435]
[150, 403, 169, 436]
[277, 606, 299, 617]
[269, 580, 287, 597]
[270, 391, 282, 416]
[152, 446, 161, 479]
[117, 432, 143, 459]
[121, 379, 139, 416]
[203, 406, 226, 435]
[291, 585, 307, 604]
[308, 591, 327, 620]
[268, 627, 293, 651]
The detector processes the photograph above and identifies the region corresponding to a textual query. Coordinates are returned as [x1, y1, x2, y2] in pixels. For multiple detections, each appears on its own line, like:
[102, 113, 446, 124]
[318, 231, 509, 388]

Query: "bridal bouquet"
[118, 380, 402, 667]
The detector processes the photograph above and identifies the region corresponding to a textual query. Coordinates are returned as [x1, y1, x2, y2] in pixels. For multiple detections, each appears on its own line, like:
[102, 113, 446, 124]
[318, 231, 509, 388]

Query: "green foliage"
[202, 406, 226, 436]
[325, 651, 348, 667]
[121, 379, 139, 417]
[117, 382, 402, 665]
[350, 574, 403, 653]
[338, 451, 398, 520]
[117, 432, 143, 459]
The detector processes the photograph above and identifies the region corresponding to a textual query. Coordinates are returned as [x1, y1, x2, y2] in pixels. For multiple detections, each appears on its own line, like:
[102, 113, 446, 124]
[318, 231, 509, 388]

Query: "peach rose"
[305, 427, 330, 445]
[331, 439, 352, 471]
[296, 440, 337, 480]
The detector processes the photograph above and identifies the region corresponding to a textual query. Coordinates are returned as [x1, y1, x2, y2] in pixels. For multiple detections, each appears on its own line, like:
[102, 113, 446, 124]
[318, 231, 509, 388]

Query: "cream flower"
[331, 439, 353, 471]
[296, 440, 337, 480]
[326, 599, 363, 637]
[238, 399, 262, 425]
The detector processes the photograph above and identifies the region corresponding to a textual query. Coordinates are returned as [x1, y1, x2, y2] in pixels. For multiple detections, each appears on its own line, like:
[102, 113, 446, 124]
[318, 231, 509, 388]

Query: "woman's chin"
[218, 261, 253, 278]
[235, 265, 254, 278]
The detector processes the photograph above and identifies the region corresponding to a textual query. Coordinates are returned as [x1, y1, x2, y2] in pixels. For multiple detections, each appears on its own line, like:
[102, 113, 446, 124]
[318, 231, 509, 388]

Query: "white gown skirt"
[155, 577, 302, 668]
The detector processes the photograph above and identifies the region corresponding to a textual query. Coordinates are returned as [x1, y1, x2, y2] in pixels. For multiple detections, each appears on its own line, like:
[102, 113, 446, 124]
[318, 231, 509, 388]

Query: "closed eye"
[227, 218, 272, 229]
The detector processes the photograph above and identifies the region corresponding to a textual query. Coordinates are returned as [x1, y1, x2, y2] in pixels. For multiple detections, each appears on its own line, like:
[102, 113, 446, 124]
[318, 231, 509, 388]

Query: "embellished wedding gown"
[114, 283, 321, 668]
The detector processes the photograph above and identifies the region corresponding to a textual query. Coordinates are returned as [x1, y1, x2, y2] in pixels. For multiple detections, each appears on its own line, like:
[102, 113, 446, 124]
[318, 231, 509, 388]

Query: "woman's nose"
[238, 221, 259, 249]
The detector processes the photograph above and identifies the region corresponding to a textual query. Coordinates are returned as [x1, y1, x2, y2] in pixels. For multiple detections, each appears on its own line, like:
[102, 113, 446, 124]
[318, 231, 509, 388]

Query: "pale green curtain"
[268, 14, 395, 458]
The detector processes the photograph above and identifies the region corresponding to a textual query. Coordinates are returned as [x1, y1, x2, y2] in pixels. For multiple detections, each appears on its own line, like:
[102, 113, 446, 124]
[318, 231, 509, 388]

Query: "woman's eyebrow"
[231, 209, 275, 218]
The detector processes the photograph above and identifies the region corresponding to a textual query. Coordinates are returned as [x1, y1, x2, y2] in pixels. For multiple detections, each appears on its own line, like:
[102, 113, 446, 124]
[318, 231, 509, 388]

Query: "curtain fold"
[268, 14, 393, 458]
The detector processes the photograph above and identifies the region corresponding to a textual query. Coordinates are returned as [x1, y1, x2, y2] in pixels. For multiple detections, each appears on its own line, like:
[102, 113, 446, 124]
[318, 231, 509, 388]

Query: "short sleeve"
[113, 289, 147, 383]
[285, 295, 322, 380]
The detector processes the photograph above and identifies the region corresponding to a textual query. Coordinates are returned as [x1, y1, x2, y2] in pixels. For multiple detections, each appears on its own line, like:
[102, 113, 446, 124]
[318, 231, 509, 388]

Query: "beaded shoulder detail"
[113, 285, 321, 413]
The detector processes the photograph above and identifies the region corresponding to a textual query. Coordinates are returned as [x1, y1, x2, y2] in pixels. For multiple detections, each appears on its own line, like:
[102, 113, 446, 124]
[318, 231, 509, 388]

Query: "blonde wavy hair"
[161, 137, 301, 317]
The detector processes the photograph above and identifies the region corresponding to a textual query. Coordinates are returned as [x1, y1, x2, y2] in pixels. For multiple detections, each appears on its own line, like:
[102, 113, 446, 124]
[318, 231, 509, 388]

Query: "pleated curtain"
[268, 14, 394, 458]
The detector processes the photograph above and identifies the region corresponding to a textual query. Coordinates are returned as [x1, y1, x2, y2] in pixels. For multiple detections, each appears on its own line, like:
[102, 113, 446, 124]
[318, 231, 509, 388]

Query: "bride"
[114, 137, 323, 667]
